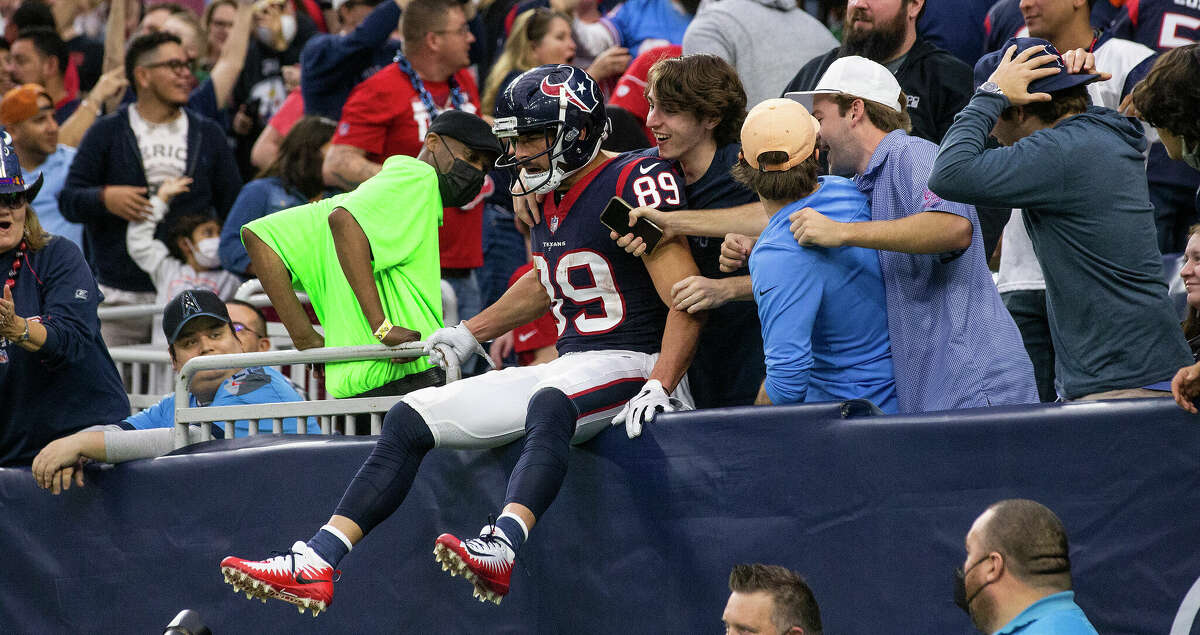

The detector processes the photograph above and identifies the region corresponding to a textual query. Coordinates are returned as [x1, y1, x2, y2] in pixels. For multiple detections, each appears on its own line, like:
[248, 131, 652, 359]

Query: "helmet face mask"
[492, 64, 609, 195]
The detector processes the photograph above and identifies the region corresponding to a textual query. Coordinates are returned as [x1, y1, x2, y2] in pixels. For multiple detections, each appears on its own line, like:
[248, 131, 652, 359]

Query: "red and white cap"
[784, 55, 904, 113]
[740, 98, 821, 172]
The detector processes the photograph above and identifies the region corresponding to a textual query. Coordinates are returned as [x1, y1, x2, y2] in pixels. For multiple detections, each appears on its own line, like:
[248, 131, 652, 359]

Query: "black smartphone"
[599, 196, 664, 252]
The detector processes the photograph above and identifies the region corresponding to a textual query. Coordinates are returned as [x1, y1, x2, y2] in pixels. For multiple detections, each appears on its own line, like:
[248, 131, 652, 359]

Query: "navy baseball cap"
[163, 289, 231, 344]
[429, 110, 503, 161]
[973, 37, 1103, 93]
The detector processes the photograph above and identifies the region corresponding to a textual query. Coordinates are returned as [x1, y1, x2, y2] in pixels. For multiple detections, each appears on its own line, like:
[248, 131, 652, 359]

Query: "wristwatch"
[14, 318, 29, 344]
[977, 81, 1004, 97]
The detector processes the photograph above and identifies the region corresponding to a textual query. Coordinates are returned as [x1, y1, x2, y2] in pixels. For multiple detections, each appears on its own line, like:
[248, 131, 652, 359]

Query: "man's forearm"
[721, 275, 753, 302]
[243, 228, 319, 344]
[329, 208, 386, 330]
[464, 269, 551, 341]
[648, 307, 705, 392]
[667, 203, 767, 238]
[841, 211, 972, 254]
[324, 145, 382, 190]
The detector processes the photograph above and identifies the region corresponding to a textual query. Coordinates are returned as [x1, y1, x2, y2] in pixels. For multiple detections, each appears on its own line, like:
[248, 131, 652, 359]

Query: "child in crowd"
[126, 176, 242, 347]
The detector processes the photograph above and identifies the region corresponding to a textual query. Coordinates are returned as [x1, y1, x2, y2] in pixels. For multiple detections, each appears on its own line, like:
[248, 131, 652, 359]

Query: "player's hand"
[424, 321, 488, 371]
[32, 436, 87, 494]
[488, 330, 515, 370]
[671, 275, 731, 314]
[612, 379, 685, 438]
[719, 233, 756, 273]
[511, 171, 546, 226]
[1060, 48, 1112, 82]
[987, 44, 1062, 106]
[609, 206, 673, 257]
[1171, 362, 1200, 413]
[789, 206, 846, 248]
[102, 185, 152, 222]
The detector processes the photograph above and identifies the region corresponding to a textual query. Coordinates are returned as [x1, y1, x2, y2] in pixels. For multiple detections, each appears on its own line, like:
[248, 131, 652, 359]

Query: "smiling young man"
[219, 65, 704, 613]
[59, 32, 241, 348]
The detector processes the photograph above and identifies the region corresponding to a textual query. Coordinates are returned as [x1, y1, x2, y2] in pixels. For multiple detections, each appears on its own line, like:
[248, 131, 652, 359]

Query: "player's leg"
[433, 351, 655, 604]
[220, 367, 544, 614]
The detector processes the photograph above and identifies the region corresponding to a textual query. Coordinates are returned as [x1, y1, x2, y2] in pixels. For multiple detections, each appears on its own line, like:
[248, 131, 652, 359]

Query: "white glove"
[423, 321, 488, 370]
[611, 379, 685, 439]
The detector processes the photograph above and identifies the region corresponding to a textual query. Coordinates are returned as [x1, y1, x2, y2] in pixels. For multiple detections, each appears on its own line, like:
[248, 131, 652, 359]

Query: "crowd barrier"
[170, 342, 460, 443]
[2, 398, 1198, 633]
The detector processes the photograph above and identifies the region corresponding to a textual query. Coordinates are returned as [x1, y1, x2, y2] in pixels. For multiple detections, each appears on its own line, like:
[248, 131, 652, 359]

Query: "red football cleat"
[220, 541, 337, 617]
[433, 526, 515, 605]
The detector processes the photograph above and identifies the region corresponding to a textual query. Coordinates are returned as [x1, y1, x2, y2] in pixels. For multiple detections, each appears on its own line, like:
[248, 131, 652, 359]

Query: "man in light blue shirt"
[123, 289, 317, 436]
[786, 55, 1037, 413]
[734, 98, 896, 412]
[957, 499, 1099, 635]
[1, 84, 82, 247]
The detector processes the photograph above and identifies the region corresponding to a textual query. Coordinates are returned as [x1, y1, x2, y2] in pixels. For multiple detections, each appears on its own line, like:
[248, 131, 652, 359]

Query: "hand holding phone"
[600, 197, 664, 254]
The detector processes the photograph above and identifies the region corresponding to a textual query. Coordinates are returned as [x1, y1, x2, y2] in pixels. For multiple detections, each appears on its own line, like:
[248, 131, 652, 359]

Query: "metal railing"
[171, 342, 458, 449]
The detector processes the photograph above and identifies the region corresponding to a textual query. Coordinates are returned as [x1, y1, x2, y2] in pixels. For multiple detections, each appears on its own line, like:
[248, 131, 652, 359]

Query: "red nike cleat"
[433, 526, 515, 605]
[220, 541, 337, 617]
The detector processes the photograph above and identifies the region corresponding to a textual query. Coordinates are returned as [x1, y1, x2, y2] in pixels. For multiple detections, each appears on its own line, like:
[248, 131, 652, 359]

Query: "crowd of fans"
[0, 0, 1197, 627]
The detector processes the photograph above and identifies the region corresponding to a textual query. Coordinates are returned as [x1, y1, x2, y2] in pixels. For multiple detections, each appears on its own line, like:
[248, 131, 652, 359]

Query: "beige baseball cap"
[784, 55, 903, 113]
[740, 98, 821, 172]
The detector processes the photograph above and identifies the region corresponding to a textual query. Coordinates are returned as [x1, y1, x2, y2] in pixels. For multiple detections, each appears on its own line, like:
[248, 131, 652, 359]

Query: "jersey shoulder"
[608, 151, 688, 210]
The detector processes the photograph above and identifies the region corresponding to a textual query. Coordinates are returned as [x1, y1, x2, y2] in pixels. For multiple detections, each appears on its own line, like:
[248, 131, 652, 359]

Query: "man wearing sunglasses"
[60, 32, 241, 348]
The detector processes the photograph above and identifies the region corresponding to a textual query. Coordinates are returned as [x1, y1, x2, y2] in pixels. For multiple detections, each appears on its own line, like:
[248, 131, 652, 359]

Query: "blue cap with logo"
[0, 129, 43, 198]
[973, 37, 1103, 94]
[162, 289, 231, 344]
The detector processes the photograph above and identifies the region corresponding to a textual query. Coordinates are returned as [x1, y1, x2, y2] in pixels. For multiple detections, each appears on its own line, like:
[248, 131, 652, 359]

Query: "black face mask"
[434, 145, 486, 208]
[954, 555, 993, 614]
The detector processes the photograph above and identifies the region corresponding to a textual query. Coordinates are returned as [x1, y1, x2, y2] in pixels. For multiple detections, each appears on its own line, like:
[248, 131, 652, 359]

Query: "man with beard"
[782, 0, 972, 144]
[60, 32, 241, 347]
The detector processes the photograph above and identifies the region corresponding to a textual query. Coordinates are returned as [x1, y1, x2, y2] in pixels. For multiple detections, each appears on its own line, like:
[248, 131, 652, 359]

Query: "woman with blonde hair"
[0, 131, 129, 467]
[481, 8, 576, 115]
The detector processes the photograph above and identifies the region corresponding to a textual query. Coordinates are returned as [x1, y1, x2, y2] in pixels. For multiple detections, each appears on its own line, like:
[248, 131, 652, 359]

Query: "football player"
[218, 64, 705, 613]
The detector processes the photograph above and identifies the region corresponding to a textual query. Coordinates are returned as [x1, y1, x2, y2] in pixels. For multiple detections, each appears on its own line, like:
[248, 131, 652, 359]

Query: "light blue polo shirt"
[749, 176, 897, 412]
[856, 130, 1037, 412]
[124, 366, 319, 436]
[28, 145, 82, 248]
[993, 591, 1099, 635]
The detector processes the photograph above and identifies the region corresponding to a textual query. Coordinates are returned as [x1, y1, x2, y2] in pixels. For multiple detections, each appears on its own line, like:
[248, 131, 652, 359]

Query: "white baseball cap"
[784, 55, 903, 113]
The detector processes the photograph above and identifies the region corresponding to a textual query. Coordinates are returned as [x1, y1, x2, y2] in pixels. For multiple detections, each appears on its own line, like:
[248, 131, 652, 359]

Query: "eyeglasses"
[435, 24, 471, 37]
[232, 322, 264, 338]
[0, 192, 26, 209]
[141, 59, 192, 74]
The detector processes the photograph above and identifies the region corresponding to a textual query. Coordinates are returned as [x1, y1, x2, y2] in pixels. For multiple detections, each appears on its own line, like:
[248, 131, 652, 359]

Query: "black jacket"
[782, 37, 973, 144]
[59, 105, 242, 292]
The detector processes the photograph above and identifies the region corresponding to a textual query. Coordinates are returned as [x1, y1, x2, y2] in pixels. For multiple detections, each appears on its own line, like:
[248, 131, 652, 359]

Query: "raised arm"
[208, 1, 256, 110]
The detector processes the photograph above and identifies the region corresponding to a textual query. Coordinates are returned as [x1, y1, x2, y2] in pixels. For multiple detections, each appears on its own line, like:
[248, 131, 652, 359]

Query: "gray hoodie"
[682, 0, 837, 108]
[929, 93, 1192, 398]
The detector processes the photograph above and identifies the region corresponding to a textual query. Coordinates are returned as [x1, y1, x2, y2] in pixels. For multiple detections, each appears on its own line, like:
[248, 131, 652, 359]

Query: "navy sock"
[332, 402, 435, 537]
[306, 528, 350, 568]
[493, 515, 527, 553]
[503, 388, 578, 523]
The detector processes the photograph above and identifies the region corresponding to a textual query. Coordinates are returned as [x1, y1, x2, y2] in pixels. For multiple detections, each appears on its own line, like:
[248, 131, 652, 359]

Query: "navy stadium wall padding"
[2, 398, 1200, 634]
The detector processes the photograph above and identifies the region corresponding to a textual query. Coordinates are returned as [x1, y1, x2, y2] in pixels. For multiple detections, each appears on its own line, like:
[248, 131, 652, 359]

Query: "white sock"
[496, 511, 529, 541]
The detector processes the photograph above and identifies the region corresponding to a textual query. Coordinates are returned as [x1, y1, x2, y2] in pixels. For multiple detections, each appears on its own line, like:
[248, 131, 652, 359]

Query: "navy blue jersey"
[630, 144, 758, 279]
[531, 153, 687, 355]
[1107, 0, 1200, 51]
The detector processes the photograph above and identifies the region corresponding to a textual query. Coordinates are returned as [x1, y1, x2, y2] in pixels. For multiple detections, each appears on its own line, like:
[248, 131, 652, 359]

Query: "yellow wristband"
[373, 318, 393, 342]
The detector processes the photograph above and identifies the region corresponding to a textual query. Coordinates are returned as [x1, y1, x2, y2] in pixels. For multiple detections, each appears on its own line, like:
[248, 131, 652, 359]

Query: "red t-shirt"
[334, 64, 485, 269]
[268, 89, 305, 136]
[508, 263, 557, 365]
[607, 45, 682, 145]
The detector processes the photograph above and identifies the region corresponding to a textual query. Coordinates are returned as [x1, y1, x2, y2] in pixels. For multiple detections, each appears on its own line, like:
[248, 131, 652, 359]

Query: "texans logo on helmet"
[540, 75, 595, 113]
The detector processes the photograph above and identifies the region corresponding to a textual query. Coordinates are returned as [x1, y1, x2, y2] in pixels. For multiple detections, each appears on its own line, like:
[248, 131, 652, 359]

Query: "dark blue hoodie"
[929, 93, 1192, 398]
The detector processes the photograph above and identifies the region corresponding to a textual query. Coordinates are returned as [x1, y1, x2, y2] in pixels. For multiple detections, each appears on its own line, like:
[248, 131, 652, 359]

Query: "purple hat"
[0, 129, 43, 198]
[973, 37, 1103, 94]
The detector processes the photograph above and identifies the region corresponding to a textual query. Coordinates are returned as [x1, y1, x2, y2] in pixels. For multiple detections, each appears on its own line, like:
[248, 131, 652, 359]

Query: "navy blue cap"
[163, 289, 231, 344]
[0, 129, 42, 197]
[973, 37, 1103, 93]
